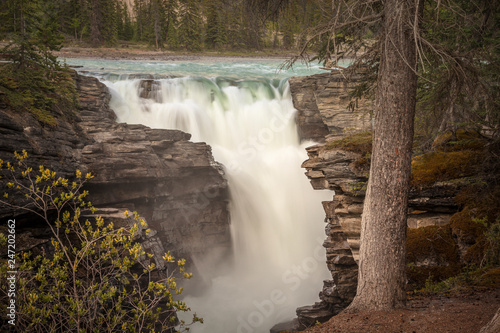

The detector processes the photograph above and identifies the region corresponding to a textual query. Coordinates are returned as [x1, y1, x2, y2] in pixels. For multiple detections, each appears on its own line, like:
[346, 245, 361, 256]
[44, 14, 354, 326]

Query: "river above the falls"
[64, 56, 329, 80]
[63, 57, 334, 333]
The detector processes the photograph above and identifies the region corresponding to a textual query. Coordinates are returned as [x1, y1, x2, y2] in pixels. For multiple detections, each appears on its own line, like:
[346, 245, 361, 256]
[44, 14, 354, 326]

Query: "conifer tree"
[164, 0, 179, 48]
[116, 1, 125, 39]
[0, 0, 21, 36]
[35, 0, 64, 68]
[88, 0, 103, 45]
[178, 0, 202, 51]
[205, 0, 226, 49]
[86, 0, 118, 46]
[101, 0, 118, 45]
[241, 5, 262, 49]
[283, 0, 499, 312]
[224, 1, 245, 49]
[66, 0, 87, 41]
[118, 1, 134, 41]
[0, 0, 78, 125]
[134, 0, 145, 40]
[281, 3, 296, 49]
[151, 0, 164, 49]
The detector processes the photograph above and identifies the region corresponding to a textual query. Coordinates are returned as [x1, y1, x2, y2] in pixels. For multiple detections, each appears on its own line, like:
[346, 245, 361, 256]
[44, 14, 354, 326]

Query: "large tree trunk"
[346, 0, 418, 311]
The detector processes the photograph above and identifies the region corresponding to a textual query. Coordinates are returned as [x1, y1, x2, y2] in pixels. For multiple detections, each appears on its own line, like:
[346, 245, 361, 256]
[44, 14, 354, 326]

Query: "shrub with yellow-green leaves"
[0, 151, 202, 332]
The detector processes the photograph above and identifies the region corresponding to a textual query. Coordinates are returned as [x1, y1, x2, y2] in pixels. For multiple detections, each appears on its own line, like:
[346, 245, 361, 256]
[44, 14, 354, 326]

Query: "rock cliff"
[286, 71, 466, 330]
[289, 72, 372, 142]
[0, 73, 231, 276]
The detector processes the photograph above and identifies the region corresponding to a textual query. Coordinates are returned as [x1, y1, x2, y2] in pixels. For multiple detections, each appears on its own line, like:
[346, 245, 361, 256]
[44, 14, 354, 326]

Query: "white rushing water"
[76, 58, 333, 332]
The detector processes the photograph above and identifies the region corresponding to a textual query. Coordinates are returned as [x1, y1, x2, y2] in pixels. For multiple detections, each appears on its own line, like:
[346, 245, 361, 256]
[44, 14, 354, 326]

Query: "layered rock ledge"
[283, 71, 465, 331]
[289, 72, 372, 142]
[0, 73, 231, 277]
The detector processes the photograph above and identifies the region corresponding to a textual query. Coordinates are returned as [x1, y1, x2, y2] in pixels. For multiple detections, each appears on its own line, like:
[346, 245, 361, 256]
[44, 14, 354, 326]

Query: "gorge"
[1, 59, 333, 332]
[103, 62, 333, 332]
[1, 59, 492, 332]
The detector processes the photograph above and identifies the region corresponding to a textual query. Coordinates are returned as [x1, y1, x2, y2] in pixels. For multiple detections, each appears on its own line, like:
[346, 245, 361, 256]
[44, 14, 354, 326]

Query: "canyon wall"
[0, 73, 231, 277]
[287, 71, 464, 329]
[289, 72, 372, 142]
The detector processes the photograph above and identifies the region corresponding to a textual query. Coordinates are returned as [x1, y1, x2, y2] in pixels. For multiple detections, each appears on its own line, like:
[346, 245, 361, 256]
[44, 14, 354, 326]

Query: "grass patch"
[0, 63, 78, 126]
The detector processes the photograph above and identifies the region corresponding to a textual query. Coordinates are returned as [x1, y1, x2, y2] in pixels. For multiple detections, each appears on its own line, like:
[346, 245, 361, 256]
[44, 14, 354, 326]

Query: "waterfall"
[106, 76, 331, 332]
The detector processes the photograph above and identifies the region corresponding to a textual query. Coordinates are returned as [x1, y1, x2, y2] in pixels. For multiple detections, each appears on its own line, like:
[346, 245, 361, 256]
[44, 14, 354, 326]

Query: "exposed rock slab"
[289, 72, 372, 142]
[0, 73, 231, 277]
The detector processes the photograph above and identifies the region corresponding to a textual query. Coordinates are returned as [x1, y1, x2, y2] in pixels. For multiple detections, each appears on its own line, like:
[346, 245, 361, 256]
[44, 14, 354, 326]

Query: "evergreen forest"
[0, 0, 330, 52]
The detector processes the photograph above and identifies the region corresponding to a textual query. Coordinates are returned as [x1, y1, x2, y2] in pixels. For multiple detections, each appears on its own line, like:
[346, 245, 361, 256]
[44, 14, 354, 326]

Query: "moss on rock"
[476, 267, 500, 288]
[451, 185, 500, 266]
[449, 207, 487, 263]
[410, 129, 488, 188]
[410, 150, 483, 187]
[325, 131, 372, 169]
[432, 128, 485, 152]
[325, 131, 372, 154]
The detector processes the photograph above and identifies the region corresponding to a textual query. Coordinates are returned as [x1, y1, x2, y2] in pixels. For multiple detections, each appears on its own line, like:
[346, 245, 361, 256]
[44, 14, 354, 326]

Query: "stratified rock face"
[288, 75, 330, 142]
[295, 144, 362, 325]
[289, 72, 464, 328]
[289, 72, 372, 142]
[302, 142, 464, 256]
[0, 73, 231, 271]
[76, 75, 230, 261]
[302, 146, 366, 252]
[407, 183, 464, 228]
[286, 72, 372, 327]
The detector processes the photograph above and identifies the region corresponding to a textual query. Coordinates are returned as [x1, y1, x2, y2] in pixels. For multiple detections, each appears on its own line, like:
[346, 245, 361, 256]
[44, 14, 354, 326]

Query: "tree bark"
[480, 307, 500, 333]
[346, 0, 418, 311]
